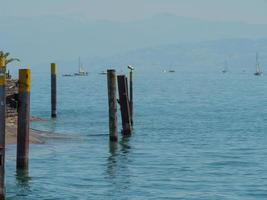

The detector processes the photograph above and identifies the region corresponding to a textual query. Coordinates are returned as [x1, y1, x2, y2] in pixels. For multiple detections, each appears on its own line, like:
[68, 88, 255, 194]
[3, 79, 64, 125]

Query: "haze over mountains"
[1, 14, 267, 71]
[90, 38, 267, 72]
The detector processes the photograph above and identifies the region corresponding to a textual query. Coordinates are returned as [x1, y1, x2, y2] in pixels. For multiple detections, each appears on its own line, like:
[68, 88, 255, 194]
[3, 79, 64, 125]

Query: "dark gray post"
[17, 69, 31, 170]
[117, 75, 132, 135]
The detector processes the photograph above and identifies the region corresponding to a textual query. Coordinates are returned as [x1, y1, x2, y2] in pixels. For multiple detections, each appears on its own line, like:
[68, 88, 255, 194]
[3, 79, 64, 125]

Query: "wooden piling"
[51, 63, 57, 118]
[117, 75, 132, 135]
[17, 69, 31, 170]
[107, 70, 118, 141]
[129, 70, 133, 126]
[0, 57, 6, 199]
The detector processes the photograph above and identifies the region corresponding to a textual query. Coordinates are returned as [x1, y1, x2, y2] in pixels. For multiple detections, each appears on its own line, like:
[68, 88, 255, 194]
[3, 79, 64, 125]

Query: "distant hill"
[83, 38, 267, 73]
[2, 14, 267, 65]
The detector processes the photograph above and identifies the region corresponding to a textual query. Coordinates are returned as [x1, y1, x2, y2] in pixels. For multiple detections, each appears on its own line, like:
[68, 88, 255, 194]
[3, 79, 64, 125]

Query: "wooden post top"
[107, 69, 116, 73]
[19, 69, 31, 92]
[51, 63, 57, 75]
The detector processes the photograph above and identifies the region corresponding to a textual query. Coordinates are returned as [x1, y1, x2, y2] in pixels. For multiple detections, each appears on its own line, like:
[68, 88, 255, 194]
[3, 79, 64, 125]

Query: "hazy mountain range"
[1, 14, 267, 71]
[94, 38, 267, 72]
[29, 38, 266, 75]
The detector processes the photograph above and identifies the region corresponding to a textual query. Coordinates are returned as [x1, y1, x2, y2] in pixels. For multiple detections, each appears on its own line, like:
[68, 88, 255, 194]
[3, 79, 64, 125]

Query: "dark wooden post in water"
[128, 66, 134, 126]
[0, 57, 6, 199]
[107, 70, 118, 141]
[51, 63, 57, 118]
[117, 75, 132, 135]
[17, 69, 31, 170]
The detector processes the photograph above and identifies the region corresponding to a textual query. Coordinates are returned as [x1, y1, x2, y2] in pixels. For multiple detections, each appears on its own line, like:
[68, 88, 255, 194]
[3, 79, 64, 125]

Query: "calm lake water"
[5, 66, 267, 199]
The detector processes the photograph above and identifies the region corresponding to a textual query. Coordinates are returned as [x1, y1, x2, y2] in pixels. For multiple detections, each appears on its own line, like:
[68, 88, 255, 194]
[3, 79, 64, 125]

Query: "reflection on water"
[106, 137, 132, 178]
[47, 119, 57, 134]
[106, 136, 132, 196]
[107, 142, 118, 178]
[120, 136, 131, 155]
[15, 170, 31, 197]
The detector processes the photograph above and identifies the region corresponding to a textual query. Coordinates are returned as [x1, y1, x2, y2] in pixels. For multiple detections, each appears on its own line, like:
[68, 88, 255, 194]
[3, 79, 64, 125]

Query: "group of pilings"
[107, 68, 134, 142]
[0, 58, 57, 199]
[0, 61, 133, 198]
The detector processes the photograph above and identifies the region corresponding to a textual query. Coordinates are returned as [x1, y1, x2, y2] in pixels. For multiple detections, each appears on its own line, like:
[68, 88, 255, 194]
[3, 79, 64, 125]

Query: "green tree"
[0, 51, 20, 66]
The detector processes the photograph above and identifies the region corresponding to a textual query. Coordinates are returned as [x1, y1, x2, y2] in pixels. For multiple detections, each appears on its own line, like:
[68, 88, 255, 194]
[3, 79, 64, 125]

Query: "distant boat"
[99, 71, 107, 75]
[254, 53, 263, 76]
[74, 57, 88, 76]
[168, 70, 175, 73]
[62, 74, 73, 77]
[222, 60, 228, 73]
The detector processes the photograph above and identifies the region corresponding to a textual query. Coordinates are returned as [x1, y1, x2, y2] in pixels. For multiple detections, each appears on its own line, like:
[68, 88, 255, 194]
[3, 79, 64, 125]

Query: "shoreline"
[6, 127, 46, 144]
[5, 79, 52, 144]
[6, 116, 49, 144]
[6, 116, 76, 145]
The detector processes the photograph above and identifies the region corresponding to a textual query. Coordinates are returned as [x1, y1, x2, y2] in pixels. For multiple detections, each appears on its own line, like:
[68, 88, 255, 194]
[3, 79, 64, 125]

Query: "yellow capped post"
[51, 63, 57, 118]
[17, 68, 31, 170]
[19, 69, 31, 93]
[51, 63, 57, 75]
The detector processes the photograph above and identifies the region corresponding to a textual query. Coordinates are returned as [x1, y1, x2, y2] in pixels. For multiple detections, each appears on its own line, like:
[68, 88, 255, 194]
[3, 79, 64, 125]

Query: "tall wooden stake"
[117, 75, 132, 135]
[0, 57, 6, 199]
[17, 69, 31, 170]
[51, 63, 57, 118]
[129, 69, 133, 126]
[107, 69, 118, 141]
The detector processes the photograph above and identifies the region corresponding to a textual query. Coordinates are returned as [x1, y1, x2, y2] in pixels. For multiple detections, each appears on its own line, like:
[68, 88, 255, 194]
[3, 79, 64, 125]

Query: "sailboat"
[254, 53, 262, 76]
[74, 57, 88, 76]
[222, 60, 228, 73]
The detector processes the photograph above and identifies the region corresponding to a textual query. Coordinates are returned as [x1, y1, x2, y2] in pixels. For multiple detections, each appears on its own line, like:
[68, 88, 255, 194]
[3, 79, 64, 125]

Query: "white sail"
[75, 57, 88, 76]
[254, 53, 262, 76]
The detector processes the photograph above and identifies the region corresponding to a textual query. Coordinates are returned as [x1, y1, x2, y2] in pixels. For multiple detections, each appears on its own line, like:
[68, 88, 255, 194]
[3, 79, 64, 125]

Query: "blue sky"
[1, 0, 267, 23]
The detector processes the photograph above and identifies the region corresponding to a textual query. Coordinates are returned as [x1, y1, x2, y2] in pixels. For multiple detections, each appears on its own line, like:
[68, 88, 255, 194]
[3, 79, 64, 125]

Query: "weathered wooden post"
[17, 69, 31, 170]
[128, 65, 134, 126]
[117, 75, 132, 135]
[0, 57, 6, 199]
[107, 69, 118, 141]
[51, 63, 57, 118]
